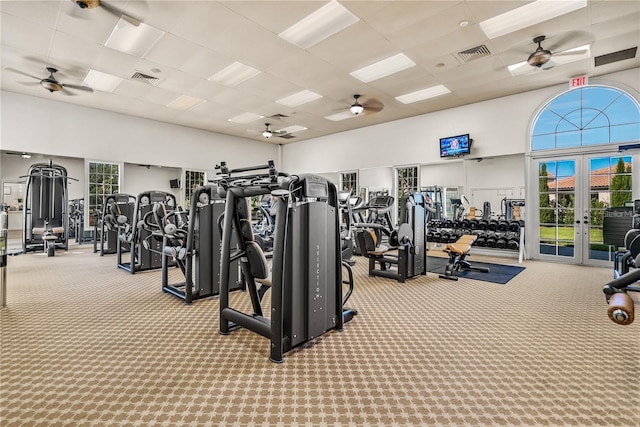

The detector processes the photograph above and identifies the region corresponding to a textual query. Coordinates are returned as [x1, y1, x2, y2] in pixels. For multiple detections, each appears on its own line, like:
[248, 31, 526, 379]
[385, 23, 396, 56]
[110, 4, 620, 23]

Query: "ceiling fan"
[69, 0, 141, 25]
[526, 35, 590, 69]
[4, 151, 33, 159]
[349, 94, 384, 116]
[261, 123, 295, 140]
[6, 66, 93, 95]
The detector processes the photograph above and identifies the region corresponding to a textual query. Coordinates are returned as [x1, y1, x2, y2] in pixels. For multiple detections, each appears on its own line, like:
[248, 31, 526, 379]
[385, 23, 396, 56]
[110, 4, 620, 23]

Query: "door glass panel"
[588, 156, 633, 262]
[539, 160, 576, 258]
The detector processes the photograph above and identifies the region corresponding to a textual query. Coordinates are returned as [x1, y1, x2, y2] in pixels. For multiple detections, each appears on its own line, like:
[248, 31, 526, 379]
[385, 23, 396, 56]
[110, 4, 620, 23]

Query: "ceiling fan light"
[527, 48, 552, 67]
[262, 123, 273, 139]
[350, 102, 364, 115]
[21, 153, 31, 159]
[41, 80, 62, 92]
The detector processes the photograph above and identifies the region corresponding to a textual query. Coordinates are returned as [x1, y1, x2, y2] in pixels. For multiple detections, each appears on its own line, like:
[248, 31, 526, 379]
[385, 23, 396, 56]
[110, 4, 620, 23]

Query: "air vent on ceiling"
[457, 45, 492, 63]
[268, 113, 289, 120]
[277, 133, 296, 139]
[594, 47, 637, 67]
[128, 71, 161, 86]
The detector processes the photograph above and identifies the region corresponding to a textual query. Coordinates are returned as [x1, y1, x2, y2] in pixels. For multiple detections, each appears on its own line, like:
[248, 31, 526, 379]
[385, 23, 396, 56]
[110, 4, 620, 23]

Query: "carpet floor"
[1, 243, 639, 426]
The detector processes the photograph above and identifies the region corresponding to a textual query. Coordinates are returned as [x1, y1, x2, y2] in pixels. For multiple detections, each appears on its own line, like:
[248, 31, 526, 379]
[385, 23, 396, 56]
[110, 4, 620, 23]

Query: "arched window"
[531, 86, 640, 151]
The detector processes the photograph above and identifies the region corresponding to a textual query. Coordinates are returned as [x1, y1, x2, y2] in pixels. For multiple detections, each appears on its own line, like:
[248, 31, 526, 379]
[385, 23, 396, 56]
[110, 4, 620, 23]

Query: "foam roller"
[608, 292, 634, 325]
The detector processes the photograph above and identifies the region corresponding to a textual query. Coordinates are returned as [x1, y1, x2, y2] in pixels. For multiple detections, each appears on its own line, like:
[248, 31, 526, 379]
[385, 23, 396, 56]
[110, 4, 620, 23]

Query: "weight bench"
[32, 226, 65, 257]
[439, 234, 489, 281]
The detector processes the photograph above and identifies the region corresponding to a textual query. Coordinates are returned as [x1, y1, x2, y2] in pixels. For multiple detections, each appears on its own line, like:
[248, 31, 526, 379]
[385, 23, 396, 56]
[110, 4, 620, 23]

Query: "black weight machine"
[94, 193, 136, 255]
[161, 185, 240, 303]
[22, 162, 74, 255]
[216, 161, 357, 363]
[117, 191, 177, 274]
[354, 192, 427, 283]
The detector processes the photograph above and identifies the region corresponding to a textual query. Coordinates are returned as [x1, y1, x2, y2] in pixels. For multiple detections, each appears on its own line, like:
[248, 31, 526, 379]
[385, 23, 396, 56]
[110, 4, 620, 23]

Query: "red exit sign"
[570, 75, 588, 87]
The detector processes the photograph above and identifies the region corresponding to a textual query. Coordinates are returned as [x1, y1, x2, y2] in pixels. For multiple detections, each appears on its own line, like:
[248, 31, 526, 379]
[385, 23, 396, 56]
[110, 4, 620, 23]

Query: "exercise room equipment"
[354, 192, 426, 283]
[438, 234, 490, 281]
[117, 191, 177, 274]
[94, 193, 136, 256]
[161, 184, 240, 303]
[216, 161, 357, 363]
[21, 161, 73, 256]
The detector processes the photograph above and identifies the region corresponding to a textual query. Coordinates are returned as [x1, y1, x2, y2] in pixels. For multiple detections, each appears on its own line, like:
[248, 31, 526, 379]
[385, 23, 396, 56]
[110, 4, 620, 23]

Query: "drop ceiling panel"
[90, 47, 140, 78]
[49, 31, 102, 70]
[144, 33, 207, 69]
[308, 22, 398, 72]
[0, 13, 54, 56]
[384, 2, 478, 50]
[174, 48, 233, 80]
[219, 1, 326, 34]
[55, 6, 119, 44]
[0, 1, 62, 28]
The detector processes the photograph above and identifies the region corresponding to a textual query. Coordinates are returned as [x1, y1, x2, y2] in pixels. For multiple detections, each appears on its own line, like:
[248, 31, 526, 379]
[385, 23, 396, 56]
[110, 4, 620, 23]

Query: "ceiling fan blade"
[60, 87, 78, 96]
[363, 98, 384, 114]
[63, 83, 94, 92]
[554, 48, 590, 57]
[18, 81, 42, 87]
[540, 60, 557, 70]
[5, 67, 41, 80]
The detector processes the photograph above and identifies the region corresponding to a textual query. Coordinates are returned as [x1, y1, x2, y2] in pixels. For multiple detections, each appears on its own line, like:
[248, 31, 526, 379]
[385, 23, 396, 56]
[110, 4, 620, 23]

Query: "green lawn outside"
[539, 225, 603, 243]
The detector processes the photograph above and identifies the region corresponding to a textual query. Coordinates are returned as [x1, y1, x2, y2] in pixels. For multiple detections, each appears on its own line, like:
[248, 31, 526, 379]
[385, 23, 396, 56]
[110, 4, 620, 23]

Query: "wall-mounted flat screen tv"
[440, 134, 471, 158]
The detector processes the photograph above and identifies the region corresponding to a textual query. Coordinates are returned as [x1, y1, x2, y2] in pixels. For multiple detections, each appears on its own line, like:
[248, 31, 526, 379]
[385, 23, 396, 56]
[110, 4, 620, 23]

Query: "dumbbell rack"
[427, 217, 525, 260]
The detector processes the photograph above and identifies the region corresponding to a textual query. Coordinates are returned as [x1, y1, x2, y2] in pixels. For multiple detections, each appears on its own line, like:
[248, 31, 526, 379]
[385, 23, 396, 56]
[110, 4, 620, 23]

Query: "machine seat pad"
[368, 245, 389, 256]
[443, 235, 477, 255]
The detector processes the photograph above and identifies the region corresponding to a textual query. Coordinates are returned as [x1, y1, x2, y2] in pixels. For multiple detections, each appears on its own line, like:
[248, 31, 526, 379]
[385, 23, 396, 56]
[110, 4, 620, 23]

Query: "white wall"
[1, 91, 278, 171]
[121, 163, 181, 203]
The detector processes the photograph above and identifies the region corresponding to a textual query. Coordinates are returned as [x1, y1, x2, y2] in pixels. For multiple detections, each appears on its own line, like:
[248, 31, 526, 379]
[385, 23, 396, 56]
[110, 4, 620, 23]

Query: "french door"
[532, 152, 633, 266]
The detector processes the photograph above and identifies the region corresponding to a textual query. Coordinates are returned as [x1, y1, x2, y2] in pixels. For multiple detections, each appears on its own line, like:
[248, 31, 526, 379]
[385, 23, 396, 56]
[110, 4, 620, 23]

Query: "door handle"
[575, 220, 581, 224]
[583, 220, 589, 224]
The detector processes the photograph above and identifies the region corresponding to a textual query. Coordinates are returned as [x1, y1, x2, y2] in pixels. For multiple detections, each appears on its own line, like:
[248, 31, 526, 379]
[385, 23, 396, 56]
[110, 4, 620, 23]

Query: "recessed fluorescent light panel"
[105, 18, 165, 57]
[209, 62, 261, 87]
[479, 0, 587, 39]
[325, 111, 356, 121]
[82, 69, 123, 93]
[279, 0, 359, 49]
[350, 53, 416, 83]
[276, 90, 322, 107]
[395, 85, 451, 104]
[228, 112, 264, 124]
[281, 125, 307, 133]
[507, 44, 590, 76]
[166, 95, 206, 110]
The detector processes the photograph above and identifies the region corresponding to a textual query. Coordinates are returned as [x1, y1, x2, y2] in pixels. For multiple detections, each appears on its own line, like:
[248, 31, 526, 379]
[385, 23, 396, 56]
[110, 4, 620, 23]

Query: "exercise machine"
[338, 191, 356, 265]
[22, 161, 73, 255]
[603, 268, 639, 325]
[117, 191, 177, 274]
[354, 192, 427, 283]
[161, 185, 240, 303]
[439, 234, 490, 281]
[94, 193, 136, 255]
[216, 161, 357, 363]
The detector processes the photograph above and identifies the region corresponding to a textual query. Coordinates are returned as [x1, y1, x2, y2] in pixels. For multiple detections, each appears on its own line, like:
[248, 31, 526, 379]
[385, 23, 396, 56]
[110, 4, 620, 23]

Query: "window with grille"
[340, 171, 358, 194]
[88, 161, 120, 227]
[395, 166, 419, 222]
[184, 170, 205, 208]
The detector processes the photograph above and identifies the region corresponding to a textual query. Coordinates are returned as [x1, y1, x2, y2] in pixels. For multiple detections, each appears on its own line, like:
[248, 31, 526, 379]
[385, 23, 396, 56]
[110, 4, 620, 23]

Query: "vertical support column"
[269, 192, 288, 363]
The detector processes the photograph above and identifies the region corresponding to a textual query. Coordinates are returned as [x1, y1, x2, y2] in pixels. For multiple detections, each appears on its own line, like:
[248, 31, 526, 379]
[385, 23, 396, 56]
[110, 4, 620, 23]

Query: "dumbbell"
[433, 232, 442, 243]
[427, 231, 434, 242]
[498, 220, 510, 232]
[508, 221, 521, 233]
[507, 238, 519, 250]
[470, 219, 479, 230]
[488, 220, 499, 231]
[476, 234, 487, 247]
[486, 234, 498, 248]
[440, 231, 451, 243]
[461, 219, 471, 229]
[449, 233, 459, 243]
[477, 220, 488, 231]
[453, 220, 461, 229]
[444, 219, 454, 229]
[496, 236, 508, 249]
